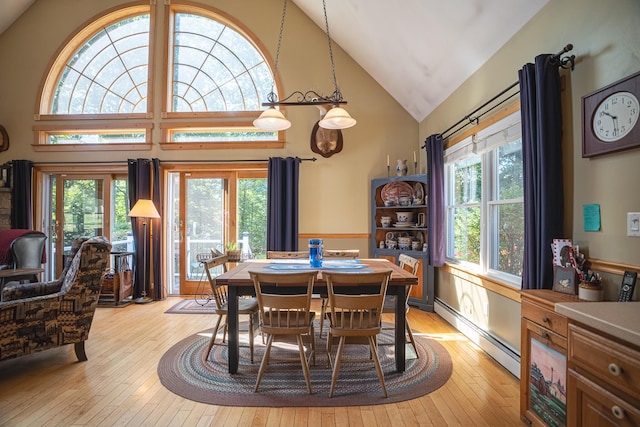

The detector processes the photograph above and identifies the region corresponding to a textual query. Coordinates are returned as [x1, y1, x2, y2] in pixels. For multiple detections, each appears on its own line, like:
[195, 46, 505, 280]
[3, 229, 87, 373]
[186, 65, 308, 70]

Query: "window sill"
[442, 262, 522, 303]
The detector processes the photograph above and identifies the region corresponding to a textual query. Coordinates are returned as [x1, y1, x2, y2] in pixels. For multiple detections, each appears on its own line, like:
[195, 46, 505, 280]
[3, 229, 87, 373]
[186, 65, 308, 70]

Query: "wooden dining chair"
[324, 270, 392, 398]
[380, 253, 420, 357]
[203, 254, 260, 363]
[318, 249, 360, 339]
[249, 270, 318, 394]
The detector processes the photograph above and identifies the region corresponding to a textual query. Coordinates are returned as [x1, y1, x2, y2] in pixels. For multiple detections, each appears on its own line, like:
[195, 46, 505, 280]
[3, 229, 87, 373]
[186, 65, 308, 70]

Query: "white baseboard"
[435, 300, 521, 379]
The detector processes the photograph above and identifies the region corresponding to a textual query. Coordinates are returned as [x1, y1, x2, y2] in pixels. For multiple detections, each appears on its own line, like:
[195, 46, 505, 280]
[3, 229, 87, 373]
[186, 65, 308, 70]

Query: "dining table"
[215, 258, 419, 374]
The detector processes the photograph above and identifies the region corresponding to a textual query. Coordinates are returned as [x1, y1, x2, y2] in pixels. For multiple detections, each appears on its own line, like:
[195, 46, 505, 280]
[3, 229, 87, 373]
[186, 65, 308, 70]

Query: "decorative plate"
[393, 222, 417, 228]
[380, 182, 414, 204]
[413, 231, 424, 244]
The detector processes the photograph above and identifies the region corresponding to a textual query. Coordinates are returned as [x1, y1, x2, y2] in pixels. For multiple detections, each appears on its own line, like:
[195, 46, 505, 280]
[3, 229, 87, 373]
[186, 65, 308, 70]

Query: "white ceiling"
[0, 0, 549, 122]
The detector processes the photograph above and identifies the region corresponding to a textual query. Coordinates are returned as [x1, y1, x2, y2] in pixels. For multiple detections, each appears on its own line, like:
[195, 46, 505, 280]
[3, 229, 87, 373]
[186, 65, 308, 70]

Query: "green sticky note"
[583, 204, 600, 232]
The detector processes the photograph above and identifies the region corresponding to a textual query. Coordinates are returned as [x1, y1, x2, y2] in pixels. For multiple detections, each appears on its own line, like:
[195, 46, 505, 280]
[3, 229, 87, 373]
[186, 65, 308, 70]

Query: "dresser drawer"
[569, 369, 640, 427]
[522, 299, 568, 337]
[568, 324, 640, 399]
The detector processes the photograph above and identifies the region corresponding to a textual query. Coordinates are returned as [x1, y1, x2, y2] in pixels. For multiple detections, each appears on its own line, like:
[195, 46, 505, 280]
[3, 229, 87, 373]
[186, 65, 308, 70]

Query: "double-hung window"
[444, 111, 524, 286]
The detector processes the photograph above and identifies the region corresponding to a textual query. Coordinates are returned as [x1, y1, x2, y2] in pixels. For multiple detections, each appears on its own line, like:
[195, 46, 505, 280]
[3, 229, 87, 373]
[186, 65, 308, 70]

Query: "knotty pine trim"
[588, 258, 640, 276]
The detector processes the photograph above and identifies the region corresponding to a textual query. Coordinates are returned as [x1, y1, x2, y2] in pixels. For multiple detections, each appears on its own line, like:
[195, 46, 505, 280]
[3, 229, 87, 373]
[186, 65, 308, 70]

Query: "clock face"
[592, 91, 639, 142]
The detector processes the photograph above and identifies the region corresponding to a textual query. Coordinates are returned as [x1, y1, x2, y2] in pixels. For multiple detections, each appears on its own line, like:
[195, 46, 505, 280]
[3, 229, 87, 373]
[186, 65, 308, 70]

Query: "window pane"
[172, 130, 277, 142]
[52, 14, 150, 115]
[452, 206, 481, 263]
[453, 155, 481, 204]
[49, 131, 145, 144]
[494, 202, 524, 276]
[497, 138, 523, 200]
[238, 178, 267, 259]
[186, 178, 224, 280]
[111, 179, 132, 252]
[172, 12, 274, 113]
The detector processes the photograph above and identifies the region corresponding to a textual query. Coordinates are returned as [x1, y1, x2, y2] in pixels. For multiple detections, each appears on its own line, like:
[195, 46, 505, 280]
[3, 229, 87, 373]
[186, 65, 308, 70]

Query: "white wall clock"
[582, 70, 640, 157]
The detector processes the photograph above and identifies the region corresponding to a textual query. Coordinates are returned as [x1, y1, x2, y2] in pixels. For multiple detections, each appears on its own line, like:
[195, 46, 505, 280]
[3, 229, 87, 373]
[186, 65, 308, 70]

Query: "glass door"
[167, 171, 236, 295]
[46, 175, 107, 279]
[41, 172, 130, 281]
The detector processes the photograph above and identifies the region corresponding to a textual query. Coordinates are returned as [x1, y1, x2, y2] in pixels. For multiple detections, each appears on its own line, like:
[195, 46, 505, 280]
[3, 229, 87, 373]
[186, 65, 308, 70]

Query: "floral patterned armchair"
[0, 236, 111, 362]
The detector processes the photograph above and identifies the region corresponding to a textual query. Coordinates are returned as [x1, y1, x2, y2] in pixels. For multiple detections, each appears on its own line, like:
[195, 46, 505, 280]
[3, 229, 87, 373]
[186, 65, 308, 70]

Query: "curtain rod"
[431, 43, 575, 143]
[22, 157, 317, 166]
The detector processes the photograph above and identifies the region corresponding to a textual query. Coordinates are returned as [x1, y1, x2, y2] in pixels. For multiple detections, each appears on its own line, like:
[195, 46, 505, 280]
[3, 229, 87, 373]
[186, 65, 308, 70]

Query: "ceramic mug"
[380, 216, 392, 227]
[411, 240, 421, 250]
[386, 240, 397, 249]
[398, 196, 412, 206]
[384, 199, 395, 207]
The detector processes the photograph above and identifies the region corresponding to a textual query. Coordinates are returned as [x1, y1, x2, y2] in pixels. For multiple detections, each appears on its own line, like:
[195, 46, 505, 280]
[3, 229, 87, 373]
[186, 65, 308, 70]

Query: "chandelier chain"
[322, 0, 341, 102]
[268, 0, 289, 103]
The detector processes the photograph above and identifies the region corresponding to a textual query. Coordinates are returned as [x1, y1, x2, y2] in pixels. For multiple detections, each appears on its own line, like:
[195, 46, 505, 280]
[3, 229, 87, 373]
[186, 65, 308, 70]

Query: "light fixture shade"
[318, 107, 357, 129]
[253, 107, 292, 131]
[128, 199, 160, 219]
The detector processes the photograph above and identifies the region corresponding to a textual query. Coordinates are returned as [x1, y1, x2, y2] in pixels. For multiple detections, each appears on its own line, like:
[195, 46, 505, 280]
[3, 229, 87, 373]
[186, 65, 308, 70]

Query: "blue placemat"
[265, 260, 369, 271]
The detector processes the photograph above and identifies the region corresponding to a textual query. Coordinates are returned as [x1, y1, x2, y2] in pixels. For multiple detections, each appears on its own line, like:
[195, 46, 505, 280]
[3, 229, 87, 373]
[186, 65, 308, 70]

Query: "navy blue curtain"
[151, 158, 163, 300]
[11, 160, 33, 229]
[519, 54, 564, 290]
[128, 158, 152, 299]
[425, 135, 445, 266]
[267, 157, 300, 251]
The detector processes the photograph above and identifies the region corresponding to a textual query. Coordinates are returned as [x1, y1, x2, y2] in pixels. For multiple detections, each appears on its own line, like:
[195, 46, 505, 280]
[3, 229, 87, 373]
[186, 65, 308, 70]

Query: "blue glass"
[309, 238, 323, 268]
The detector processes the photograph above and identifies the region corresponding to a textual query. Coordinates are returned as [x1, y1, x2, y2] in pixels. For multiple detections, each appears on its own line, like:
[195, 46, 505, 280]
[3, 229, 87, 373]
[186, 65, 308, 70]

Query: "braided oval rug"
[157, 322, 452, 407]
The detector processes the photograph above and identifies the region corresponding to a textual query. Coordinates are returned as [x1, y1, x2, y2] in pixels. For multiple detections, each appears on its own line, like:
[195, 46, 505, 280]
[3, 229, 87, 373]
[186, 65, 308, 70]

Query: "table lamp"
[128, 198, 160, 304]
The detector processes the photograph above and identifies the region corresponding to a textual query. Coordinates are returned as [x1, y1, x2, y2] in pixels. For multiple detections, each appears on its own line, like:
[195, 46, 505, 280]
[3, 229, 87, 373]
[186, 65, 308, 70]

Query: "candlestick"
[413, 151, 416, 163]
[386, 155, 389, 167]
[414, 161, 418, 175]
[387, 165, 390, 177]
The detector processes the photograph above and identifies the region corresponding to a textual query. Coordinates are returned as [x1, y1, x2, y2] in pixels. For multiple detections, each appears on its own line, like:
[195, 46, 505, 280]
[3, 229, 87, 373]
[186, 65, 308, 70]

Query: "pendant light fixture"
[253, 0, 356, 131]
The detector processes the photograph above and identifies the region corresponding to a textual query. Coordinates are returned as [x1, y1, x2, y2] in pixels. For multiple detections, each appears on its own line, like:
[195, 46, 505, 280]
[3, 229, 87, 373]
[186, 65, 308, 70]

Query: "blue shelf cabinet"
[370, 174, 434, 311]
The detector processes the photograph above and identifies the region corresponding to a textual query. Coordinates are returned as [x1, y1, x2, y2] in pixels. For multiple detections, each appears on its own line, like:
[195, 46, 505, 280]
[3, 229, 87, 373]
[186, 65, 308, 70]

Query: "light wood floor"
[0, 297, 523, 426]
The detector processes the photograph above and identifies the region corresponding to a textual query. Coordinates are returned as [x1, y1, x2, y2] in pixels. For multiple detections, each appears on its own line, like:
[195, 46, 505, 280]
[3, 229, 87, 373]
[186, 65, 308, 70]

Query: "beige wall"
[421, 0, 640, 353]
[0, 0, 417, 247]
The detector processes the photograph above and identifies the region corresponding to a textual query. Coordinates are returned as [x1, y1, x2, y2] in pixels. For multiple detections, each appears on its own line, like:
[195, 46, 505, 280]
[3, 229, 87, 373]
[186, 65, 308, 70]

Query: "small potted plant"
[225, 241, 241, 261]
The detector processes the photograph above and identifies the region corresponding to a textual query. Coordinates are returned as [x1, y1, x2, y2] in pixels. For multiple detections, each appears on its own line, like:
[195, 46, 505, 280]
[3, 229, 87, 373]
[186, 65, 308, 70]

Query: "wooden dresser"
[556, 302, 640, 426]
[520, 289, 580, 427]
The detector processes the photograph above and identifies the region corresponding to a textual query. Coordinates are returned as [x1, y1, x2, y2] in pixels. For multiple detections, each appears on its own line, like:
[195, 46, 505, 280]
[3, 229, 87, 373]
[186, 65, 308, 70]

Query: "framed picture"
[553, 266, 577, 295]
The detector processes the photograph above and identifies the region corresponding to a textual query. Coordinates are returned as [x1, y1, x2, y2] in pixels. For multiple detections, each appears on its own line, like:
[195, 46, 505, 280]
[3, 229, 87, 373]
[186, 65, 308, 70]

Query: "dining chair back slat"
[249, 270, 318, 394]
[266, 251, 309, 259]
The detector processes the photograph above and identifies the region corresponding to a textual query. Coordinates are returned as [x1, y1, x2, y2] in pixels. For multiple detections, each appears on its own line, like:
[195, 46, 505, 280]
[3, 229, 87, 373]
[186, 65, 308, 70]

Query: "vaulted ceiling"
[0, 0, 549, 122]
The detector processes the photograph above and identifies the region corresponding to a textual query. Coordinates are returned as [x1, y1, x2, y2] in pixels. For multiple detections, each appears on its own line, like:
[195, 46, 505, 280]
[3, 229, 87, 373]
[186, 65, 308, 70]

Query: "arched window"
[35, 2, 282, 150]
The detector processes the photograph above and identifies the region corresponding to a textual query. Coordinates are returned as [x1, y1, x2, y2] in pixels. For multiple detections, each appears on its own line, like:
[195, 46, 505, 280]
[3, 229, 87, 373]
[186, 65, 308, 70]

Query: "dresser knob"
[611, 405, 625, 420]
[541, 331, 550, 339]
[608, 363, 622, 376]
[542, 316, 550, 323]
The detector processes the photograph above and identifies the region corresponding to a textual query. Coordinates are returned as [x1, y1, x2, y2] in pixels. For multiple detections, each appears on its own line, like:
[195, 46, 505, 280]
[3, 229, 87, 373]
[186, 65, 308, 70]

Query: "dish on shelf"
[413, 231, 424, 244]
[393, 222, 417, 228]
[380, 181, 414, 204]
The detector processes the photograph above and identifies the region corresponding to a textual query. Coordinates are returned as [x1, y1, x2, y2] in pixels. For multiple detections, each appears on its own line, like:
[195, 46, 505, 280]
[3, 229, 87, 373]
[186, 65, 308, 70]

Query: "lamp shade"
[318, 107, 357, 129]
[128, 199, 160, 219]
[253, 107, 292, 131]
